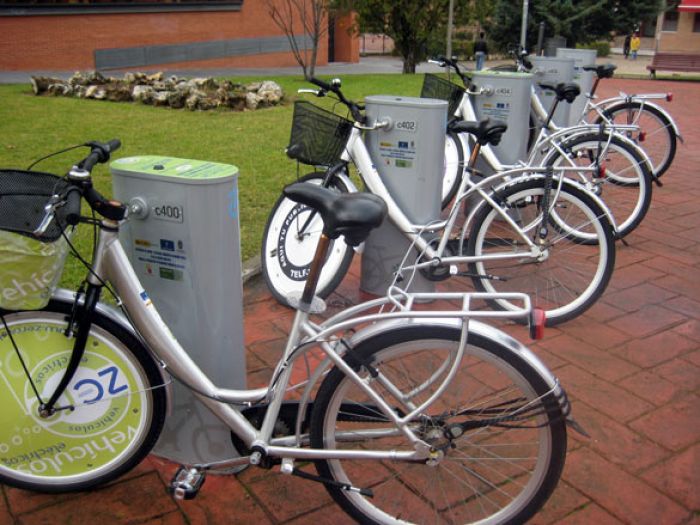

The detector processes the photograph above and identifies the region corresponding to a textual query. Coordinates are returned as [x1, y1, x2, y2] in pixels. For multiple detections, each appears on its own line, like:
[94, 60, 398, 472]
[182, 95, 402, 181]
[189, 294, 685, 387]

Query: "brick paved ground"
[1, 77, 698, 524]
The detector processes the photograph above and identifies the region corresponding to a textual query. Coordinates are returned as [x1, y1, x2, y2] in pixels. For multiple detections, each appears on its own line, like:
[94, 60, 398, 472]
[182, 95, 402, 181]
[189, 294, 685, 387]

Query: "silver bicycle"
[0, 141, 578, 524]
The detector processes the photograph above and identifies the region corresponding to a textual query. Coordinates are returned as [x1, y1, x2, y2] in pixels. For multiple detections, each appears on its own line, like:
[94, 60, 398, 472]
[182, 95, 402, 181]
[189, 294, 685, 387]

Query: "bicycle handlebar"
[64, 187, 82, 226]
[305, 77, 366, 123]
[79, 139, 121, 172]
[428, 56, 470, 85]
[34, 139, 126, 236]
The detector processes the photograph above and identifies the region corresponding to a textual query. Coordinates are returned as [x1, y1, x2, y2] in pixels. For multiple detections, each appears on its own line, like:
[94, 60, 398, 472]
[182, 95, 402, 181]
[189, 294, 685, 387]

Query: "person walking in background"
[623, 34, 631, 59]
[630, 32, 641, 60]
[474, 32, 488, 70]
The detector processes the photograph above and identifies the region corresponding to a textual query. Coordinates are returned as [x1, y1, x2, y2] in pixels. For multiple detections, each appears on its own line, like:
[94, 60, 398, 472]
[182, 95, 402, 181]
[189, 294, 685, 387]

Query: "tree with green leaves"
[335, 0, 451, 73]
[487, 0, 665, 52]
[334, 0, 492, 73]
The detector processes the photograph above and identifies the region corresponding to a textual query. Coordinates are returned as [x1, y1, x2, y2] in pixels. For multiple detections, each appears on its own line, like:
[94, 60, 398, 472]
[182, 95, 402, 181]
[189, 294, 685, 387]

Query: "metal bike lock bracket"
[469, 70, 534, 166]
[531, 56, 575, 127]
[111, 156, 245, 467]
[360, 95, 447, 296]
[556, 48, 597, 126]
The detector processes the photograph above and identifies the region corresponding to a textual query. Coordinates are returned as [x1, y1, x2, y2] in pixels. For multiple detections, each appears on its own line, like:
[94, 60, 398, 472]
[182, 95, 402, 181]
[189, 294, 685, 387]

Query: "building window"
[694, 13, 700, 33]
[0, 0, 243, 15]
[662, 10, 679, 32]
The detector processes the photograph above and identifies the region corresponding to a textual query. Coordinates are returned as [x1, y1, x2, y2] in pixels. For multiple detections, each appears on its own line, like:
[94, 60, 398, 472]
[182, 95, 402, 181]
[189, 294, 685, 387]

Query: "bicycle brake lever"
[297, 88, 326, 97]
[33, 194, 63, 237]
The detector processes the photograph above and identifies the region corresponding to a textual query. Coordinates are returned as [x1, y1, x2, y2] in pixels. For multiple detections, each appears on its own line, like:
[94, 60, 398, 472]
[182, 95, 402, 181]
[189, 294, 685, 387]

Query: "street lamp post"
[446, 0, 455, 58]
[520, 0, 529, 50]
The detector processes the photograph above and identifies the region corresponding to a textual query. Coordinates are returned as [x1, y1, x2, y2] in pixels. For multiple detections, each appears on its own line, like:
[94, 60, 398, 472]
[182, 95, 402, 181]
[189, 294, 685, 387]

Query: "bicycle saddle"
[449, 119, 508, 146]
[283, 183, 387, 246]
[538, 82, 581, 103]
[582, 63, 616, 79]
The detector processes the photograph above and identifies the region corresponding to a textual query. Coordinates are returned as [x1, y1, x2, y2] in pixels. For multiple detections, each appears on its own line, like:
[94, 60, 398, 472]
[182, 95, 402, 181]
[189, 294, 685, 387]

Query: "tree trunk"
[402, 50, 417, 74]
[308, 38, 318, 79]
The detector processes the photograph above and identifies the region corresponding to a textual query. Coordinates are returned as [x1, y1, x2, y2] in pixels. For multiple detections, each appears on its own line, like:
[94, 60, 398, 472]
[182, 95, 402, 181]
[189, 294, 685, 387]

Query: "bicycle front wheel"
[0, 301, 166, 492]
[544, 132, 653, 239]
[597, 101, 677, 178]
[261, 172, 355, 306]
[466, 179, 615, 325]
[310, 326, 567, 525]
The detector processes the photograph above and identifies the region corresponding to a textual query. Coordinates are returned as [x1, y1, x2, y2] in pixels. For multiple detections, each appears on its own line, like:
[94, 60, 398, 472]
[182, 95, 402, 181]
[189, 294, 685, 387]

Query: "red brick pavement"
[1, 78, 698, 524]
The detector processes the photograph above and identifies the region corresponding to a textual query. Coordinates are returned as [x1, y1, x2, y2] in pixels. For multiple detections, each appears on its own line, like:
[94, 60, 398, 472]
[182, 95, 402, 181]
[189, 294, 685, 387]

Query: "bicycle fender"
[52, 288, 173, 411]
[467, 175, 619, 235]
[349, 318, 564, 396]
[601, 99, 683, 143]
[294, 318, 572, 436]
[551, 129, 655, 182]
[546, 127, 655, 174]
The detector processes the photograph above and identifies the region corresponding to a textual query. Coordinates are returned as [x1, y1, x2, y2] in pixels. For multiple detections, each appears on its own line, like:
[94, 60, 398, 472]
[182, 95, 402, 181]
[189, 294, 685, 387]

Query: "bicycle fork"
[1, 281, 103, 418]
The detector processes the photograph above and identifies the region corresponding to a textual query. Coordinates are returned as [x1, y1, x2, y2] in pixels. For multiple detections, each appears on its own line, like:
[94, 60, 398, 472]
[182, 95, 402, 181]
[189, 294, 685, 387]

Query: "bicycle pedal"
[169, 467, 206, 501]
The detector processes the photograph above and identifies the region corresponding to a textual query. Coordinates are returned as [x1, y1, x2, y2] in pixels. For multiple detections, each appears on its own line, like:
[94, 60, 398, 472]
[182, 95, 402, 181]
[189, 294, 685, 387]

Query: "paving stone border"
[30, 70, 284, 111]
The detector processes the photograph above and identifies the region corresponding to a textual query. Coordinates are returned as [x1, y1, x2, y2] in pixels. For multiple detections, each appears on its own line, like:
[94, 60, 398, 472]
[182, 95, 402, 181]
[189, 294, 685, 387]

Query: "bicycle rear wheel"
[310, 325, 567, 525]
[544, 132, 652, 239]
[465, 179, 615, 325]
[261, 172, 355, 306]
[597, 101, 677, 178]
[0, 301, 166, 492]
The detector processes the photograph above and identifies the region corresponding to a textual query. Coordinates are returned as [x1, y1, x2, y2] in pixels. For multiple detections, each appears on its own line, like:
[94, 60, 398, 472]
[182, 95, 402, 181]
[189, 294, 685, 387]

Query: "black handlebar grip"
[106, 139, 121, 154]
[309, 77, 333, 92]
[64, 187, 82, 226]
[81, 151, 102, 172]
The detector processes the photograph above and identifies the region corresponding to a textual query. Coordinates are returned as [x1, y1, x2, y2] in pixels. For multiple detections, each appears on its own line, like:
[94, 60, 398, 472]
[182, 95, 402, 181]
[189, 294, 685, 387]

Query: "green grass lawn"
[0, 73, 424, 290]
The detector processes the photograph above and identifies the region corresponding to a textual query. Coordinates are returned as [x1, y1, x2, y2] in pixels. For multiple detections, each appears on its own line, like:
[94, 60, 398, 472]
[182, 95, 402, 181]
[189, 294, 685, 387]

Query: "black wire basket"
[420, 74, 465, 118]
[0, 170, 75, 310]
[287, 101, 354, 167]
[0, 170, 72, 243]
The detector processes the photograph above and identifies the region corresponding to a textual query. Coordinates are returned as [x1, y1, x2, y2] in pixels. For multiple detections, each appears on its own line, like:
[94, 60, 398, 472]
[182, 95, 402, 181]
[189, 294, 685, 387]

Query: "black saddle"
[538, 82, 581, 104]
[449, 119, 508, 146]
[582, 63, 616, 79]
[283, 183, 387, 246]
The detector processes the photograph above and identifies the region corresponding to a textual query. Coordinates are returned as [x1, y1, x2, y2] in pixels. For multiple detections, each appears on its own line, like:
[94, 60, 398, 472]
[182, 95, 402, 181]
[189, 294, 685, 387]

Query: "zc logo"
[73, 366, 128, 404]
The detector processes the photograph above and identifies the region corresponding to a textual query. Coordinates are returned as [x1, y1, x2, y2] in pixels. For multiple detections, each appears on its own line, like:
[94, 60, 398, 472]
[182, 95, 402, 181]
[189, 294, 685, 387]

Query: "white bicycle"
[262, 77, 616, 326]
[426, 57, 654, 240]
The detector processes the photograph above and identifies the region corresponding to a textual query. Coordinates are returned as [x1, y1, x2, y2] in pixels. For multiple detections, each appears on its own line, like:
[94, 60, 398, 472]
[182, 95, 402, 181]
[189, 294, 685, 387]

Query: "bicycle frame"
[87, 219, 558, 467]
[339, 124, 611, 275]
[461, 87, 647, 175]
[529, 79, 681, 145]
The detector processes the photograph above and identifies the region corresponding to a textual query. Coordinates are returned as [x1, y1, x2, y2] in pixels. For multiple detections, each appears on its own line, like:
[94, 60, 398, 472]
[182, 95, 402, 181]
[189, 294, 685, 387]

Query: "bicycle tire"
[0, 300, 166, 492]
[261, 172, 355, 306]
[310, 325, 567, 525]
[543, 131, 653, 239]
[465, 179, 615, 326]
[441, 131, 465, 209]
[597, 101, 677, 179]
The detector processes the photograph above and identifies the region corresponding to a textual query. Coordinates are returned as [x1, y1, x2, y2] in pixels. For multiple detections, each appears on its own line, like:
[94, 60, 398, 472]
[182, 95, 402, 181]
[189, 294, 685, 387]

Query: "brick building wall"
[0, 2, 359, 72]
[657, 11, 700, 52]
